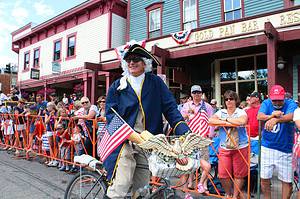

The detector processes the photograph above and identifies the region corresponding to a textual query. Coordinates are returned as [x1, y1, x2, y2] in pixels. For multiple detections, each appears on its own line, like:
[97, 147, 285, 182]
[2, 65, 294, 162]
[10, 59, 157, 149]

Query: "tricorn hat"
[123, 44, 160, 67]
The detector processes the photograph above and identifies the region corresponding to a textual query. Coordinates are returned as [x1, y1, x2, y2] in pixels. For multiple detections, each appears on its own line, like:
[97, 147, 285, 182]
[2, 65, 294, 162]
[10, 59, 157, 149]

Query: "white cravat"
[128, 73, 145, 97]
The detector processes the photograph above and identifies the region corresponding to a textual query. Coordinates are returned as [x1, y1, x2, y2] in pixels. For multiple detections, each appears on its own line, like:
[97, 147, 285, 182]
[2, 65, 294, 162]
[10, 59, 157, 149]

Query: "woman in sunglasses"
[73, 97, 99, 156]
[209, 90, 249, 199]
[96, 96, 106, 120]
[104, 44, 190, 199]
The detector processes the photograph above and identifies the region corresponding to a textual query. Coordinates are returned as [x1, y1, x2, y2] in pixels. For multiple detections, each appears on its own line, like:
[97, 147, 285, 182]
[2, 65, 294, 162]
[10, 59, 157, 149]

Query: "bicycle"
[64, 155, 108, 199]
[64, 133, 211, 199]
[64, 154, 181, 199]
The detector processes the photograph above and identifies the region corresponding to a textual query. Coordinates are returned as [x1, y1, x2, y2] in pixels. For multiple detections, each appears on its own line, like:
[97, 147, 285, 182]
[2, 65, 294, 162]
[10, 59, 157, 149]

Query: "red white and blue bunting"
[114, 40, 146, 61]
[171, 30, 192, 45]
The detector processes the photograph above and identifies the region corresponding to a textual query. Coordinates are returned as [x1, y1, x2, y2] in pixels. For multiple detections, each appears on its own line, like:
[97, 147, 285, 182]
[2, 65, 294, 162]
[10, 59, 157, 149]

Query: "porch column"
[43, 80, 47, 100]
[152, 45, 170, 85]
[90, 70, 98, 104]
[214, 60, 221, 107]
[83, 72, 90, 98]
[264, 22, 279, 89]
[152, 45, 170, 75]
[105, 72, 112, 94]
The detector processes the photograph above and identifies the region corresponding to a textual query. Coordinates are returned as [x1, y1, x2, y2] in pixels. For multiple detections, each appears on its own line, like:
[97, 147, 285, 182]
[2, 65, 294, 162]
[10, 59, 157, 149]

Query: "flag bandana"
[98, 111, 134, 162]
[188, 101, 210, 137]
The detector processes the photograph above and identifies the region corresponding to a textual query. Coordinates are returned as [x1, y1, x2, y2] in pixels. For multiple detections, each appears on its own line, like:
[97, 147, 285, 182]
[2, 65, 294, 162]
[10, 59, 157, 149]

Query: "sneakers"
[15, 150, 22, 156]
[65, 165, 70, 172]
[184, 193, 193, 199]
[47, 160, 59, 167]
[59, 166, 66, 171]
[197, 183, 206, 193]
[69, 167, 78, 173]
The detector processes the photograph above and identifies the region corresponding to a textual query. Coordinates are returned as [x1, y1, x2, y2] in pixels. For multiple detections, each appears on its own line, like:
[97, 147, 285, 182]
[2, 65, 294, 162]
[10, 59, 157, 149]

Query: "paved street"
[0, 149, 73, 199]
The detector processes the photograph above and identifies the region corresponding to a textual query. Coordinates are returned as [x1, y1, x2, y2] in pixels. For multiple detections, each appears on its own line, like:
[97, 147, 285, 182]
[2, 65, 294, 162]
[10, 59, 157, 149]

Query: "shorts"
[218, 146, 249, 178]
[260, 146, 293, 183]
[14, 124, 25, 131]
[46, 131, 54, 137]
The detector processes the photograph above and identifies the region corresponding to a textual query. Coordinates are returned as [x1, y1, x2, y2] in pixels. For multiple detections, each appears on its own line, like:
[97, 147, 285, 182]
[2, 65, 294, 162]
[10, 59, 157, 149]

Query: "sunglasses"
[81, 101, 89, 104]
[225, 98, 235, 101]
[99, 100, 105, 103]
[125, 57, 143, 63]
[192, 91, 202, 94]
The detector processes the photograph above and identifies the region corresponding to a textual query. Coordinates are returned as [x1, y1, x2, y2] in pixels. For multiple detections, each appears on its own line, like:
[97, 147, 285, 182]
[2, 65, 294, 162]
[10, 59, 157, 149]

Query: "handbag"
[225, 127, 239, 149]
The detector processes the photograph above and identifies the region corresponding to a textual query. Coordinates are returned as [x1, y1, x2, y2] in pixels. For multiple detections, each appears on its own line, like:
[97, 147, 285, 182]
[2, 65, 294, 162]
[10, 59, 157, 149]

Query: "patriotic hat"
[123, 44, 160, 67]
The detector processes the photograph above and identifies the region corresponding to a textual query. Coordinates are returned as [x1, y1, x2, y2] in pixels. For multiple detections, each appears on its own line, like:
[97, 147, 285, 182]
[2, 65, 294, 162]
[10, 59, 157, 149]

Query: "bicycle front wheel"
[64, 170, 107, 199]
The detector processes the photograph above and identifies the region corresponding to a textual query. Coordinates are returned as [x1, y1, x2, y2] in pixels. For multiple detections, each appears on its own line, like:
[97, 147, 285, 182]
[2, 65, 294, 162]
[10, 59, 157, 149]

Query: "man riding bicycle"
[103, 44, 191, 198]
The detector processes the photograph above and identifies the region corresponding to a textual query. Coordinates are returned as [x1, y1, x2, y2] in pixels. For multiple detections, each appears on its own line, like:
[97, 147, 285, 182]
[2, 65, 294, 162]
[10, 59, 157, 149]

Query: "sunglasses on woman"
[225, 98, 235, 101]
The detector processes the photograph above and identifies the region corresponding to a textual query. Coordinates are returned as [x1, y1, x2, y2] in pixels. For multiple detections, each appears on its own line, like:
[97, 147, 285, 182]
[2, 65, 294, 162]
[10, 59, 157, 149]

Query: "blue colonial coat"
[103, 72, 190, 181]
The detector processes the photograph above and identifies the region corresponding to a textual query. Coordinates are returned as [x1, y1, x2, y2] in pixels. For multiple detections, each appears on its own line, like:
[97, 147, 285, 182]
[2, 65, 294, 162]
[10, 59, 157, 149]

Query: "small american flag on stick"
[98, 108, 134, 162]
[188, 106, 210, 137]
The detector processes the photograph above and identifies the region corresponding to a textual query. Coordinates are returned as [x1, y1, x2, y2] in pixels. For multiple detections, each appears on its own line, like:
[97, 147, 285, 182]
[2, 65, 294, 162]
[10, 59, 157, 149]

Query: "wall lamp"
[277, 56, 286, 70]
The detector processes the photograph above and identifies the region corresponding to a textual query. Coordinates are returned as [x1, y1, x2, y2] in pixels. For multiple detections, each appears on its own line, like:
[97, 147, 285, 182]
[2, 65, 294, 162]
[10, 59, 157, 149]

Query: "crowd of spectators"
[1, 83, 300, 198]
[0, 86, 106, 173]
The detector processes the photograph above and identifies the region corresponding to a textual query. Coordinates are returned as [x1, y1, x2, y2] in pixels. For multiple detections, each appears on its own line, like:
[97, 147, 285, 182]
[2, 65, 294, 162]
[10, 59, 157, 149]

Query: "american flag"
[98, 112, 134, 162]
[188, 106, 210, 137]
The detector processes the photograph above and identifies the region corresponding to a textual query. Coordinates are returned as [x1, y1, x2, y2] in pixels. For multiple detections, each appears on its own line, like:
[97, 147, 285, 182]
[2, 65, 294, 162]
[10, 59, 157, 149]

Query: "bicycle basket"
[147, 150, 201, 178]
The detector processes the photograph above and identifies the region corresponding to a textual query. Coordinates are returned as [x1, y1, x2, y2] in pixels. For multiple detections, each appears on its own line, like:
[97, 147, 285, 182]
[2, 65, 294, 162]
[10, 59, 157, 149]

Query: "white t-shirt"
[215, 108, 247, 119]
[293, 108, 300, 121]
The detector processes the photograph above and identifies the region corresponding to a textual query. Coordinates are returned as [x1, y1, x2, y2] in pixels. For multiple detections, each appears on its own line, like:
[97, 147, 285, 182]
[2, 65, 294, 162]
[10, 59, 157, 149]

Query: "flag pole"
[111, 107, 136, 132]
[111, 107, 145, 144]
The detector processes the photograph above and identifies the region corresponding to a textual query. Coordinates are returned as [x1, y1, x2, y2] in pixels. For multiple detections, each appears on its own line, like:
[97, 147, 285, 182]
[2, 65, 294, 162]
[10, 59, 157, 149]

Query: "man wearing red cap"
[257, 85, 298, 199]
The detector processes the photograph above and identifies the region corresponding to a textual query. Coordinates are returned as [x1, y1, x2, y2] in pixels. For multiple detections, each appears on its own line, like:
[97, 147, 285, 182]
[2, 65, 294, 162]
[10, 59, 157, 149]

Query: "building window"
[33, 48, 40, 67]
[53, 40, 61, 61]
[224, 0, 242, 21]
[24, 52, 30, 70]
[183, 0, 197, 30]
[218, 54, 267, 102]
[67, 35, 76, 57]
[294, 0, 300, 5]
[149, 8, 161, 38]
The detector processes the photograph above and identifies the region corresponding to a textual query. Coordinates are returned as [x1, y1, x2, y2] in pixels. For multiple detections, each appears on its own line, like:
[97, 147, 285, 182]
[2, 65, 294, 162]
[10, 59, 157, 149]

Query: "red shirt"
[245, 105, 260, 137]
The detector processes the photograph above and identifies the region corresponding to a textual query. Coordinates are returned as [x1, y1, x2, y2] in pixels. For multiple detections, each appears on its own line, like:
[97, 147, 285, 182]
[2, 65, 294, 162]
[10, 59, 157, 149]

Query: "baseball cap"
[56, 124, 63, 129]
[269, 85, 285, 100]
[180, 93, 188, 99]
[191, 85, 202, 93]
[210, 99, 217, 105]
[250, 91, 260, 99]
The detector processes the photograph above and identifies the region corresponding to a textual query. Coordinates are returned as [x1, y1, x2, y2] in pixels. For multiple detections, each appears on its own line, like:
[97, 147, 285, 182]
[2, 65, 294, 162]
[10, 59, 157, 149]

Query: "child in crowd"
[36, 132, 51, 165]
[70, 124, 85, 172]
[1, 111, 14, 150]
[56, 124, 71, 171]
[45, 102, 58, 167]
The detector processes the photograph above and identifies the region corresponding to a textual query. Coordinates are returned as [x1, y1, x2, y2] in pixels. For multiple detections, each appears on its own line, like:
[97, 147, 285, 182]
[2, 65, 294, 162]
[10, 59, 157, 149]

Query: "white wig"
[117, 57, 153, 90]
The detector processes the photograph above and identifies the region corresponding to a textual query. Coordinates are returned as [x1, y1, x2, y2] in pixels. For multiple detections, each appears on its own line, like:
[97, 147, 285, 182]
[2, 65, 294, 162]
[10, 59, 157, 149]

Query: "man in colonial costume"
[104, 44, 190, 198]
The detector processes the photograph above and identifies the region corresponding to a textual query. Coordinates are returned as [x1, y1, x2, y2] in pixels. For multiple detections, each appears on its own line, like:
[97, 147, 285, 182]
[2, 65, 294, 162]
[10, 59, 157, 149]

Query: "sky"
[0, 0, 86, 67]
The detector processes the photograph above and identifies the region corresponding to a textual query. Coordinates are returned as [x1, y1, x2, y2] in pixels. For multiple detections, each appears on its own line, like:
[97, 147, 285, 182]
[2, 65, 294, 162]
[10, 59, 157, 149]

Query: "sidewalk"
[0, 149, 73, 199]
